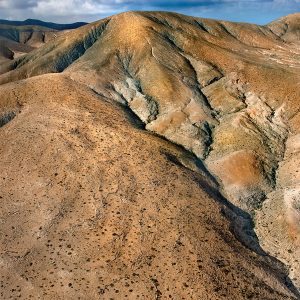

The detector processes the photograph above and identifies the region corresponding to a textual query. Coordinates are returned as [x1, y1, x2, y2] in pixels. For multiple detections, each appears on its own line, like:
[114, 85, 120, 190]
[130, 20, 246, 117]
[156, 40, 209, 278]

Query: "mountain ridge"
[0, 18, 87, 30]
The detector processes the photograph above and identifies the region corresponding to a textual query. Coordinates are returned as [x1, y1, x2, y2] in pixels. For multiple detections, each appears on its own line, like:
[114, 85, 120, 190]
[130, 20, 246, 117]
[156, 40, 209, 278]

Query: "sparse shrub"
[0, 112, 16, 127]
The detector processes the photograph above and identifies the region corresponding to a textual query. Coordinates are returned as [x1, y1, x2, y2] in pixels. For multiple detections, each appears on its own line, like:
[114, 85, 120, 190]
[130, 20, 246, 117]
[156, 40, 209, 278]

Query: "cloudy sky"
[0, 0, 299, 24]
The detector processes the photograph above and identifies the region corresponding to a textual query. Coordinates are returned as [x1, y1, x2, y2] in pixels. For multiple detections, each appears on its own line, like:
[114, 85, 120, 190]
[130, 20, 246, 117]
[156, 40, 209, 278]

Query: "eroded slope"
[0, 74, 297, 299]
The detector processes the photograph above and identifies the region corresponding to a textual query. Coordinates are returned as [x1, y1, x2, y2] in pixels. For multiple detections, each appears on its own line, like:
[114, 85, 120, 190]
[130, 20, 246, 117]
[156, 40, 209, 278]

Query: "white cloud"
[32, 0, 121, 16]
[0, 0, 299, 23]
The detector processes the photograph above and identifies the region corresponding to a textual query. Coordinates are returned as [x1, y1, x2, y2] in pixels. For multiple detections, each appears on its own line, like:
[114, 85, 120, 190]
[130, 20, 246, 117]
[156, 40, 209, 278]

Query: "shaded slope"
[0, 73, 297, 299]
[0, 37, 35, 63]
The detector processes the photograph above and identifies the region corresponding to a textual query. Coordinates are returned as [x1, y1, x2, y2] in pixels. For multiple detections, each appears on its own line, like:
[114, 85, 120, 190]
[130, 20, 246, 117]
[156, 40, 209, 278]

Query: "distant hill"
[0, 19, 87, 63]
[0, 18, 87, 30]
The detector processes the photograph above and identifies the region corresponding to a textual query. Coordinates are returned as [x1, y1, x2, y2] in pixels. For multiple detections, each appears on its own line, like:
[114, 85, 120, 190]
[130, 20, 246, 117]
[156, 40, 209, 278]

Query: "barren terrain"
[0, 11, 300, 299]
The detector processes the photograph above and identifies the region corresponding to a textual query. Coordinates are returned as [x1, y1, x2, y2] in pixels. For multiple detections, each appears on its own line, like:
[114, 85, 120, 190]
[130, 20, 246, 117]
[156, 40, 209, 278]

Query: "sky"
[0, 0, 299, 25]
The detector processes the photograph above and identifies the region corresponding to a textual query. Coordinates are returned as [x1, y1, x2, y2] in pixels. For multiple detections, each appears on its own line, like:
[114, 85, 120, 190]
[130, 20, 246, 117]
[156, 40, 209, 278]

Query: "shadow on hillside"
[163, 146, 300, 299]
[90, 84, 300, 298]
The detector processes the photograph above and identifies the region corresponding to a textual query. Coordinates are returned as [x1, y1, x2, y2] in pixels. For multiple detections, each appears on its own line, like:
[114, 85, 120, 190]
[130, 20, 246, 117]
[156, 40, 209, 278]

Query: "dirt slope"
[0, 73, 298, 300]
[0, 11, 300, 299]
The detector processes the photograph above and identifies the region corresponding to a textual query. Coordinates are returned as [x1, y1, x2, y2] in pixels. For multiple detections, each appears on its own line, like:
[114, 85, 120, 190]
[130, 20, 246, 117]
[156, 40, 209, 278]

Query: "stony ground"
[0, 11, 300, 299]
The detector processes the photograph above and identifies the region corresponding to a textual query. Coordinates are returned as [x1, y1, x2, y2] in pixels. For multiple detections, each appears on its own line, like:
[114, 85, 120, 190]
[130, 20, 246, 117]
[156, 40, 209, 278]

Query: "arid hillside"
[0, 11, 300, 299]
[0, 19, 86, 64]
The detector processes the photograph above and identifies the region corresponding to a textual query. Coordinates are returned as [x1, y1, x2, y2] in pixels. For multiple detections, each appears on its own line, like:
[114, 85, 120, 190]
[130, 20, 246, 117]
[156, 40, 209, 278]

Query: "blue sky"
[0, 0, 299, 24]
